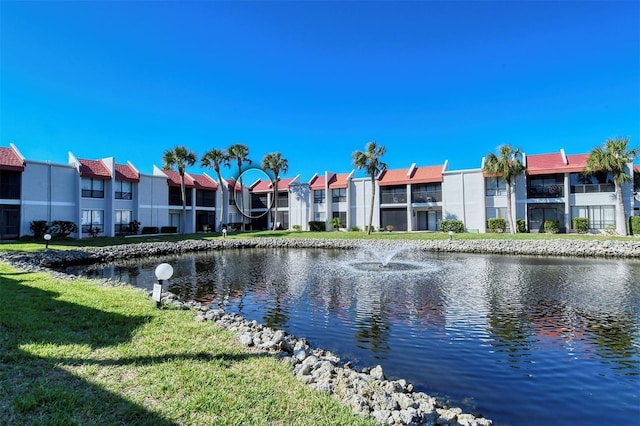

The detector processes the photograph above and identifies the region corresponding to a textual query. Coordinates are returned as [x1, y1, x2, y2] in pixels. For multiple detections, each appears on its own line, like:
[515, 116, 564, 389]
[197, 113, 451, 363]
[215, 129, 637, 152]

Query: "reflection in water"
[66, 249, 640, 426]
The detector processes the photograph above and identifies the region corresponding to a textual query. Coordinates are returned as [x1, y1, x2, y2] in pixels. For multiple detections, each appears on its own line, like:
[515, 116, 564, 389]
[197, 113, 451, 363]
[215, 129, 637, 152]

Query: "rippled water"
[68, 248, 640, 425]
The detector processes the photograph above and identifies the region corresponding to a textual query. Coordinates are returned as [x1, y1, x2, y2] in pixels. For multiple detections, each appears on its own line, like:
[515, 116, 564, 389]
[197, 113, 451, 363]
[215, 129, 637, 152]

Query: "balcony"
[412, 190, 441, 203]
[571, 183, 615, 193]
[380, 193, 407, 204]
[528, 185, 564, 198]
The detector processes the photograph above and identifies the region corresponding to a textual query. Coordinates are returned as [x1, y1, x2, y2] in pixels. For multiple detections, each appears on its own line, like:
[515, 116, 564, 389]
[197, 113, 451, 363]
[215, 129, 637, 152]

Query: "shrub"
[309, 221, 326, 232]
[349, 226, 361, 232]
[604, 224, 617, 235]
[544, 220, 559, 234]
[630, 216, 640, 236]
[385, 225, 394, 232]
[160, 226, 178, 234]
[572, 217, 590, 234]
[440, 219, 464, 233]
[30, 220, 49, 238]
[292, 224, 302, 232]
[49, 221, 78, 238]
[488, 218, 506, 233]
[516, 219, 527, 233]
[128, 220, 141, 235]
[141, 226, 159, 235]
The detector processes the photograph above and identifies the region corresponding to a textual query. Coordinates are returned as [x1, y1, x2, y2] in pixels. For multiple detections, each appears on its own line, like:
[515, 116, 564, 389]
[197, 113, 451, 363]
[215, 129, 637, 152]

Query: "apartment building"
[0, 143, 637, 240]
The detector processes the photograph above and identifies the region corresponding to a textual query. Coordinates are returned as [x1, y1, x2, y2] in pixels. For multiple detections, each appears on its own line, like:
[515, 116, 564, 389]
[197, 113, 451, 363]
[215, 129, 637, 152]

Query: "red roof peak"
[0, 146, 25, 171]
[115, 163, 140, 182]
[79, 158, 111, 179]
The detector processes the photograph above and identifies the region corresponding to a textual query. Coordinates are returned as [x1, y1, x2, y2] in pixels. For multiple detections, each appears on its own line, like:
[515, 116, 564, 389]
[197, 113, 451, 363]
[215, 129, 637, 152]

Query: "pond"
[67, 247, 640, 426]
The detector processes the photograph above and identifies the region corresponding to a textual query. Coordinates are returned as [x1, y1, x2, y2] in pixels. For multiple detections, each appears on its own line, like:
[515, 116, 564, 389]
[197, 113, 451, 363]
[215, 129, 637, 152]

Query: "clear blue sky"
[2, 1, 638, 181]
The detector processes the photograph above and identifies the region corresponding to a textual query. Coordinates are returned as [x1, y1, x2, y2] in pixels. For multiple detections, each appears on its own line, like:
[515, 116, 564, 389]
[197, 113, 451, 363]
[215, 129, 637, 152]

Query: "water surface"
[68, 248, 640, 425]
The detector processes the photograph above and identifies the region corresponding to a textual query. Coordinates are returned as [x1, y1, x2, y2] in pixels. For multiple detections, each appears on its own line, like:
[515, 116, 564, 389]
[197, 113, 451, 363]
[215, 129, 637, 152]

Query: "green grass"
[0, 264, 376, 426]
[1, 229, 633, 252]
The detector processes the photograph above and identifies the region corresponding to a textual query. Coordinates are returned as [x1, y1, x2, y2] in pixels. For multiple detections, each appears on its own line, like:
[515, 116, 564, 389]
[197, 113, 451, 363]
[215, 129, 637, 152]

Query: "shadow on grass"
[0, 272, 255, 425]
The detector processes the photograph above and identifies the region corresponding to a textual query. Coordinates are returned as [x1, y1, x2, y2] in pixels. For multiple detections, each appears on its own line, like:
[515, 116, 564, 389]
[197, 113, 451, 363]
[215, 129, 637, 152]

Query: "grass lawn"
[0, 263, 376, 426]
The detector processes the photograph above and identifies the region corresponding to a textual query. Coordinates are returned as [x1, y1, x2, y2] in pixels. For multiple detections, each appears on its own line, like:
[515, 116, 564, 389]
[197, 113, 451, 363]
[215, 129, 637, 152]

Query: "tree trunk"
[215, 171, 225, 232]
[615, 183, 628, 236]
[272, 177, 279, 231]
[367, 176, 375, 235]
[180, 176, 186, 235]
[506, 180, 516, 234]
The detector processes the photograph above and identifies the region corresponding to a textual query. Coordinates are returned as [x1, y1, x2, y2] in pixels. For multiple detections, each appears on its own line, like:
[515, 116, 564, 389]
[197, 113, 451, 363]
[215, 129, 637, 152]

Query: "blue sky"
[1, 1, 638, 181]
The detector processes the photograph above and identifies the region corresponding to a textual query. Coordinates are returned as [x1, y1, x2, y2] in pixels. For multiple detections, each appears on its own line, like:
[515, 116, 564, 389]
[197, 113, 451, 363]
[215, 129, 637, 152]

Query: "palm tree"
[352, 141, 387, 235]
[261, 152, 288, 230]
[483, 144, 524, 234]
[330, 216, 342, 231]
[201, 148, 230, 232]
[584, 137, 637, 236]
[227, 143, 252, 230]
[163, 145, 197, 234]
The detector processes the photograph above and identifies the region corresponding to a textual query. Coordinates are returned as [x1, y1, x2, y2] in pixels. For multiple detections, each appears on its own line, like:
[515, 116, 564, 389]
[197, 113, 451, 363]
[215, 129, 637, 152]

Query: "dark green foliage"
[309, 221, 326, 232]
[488, 218, 506, 233]
[228, 222, 243, 231]
[29, 220, 49, 238]
[350, 226, 361, 232]
[440, 219, 464, 233]
[544, 220, 560, 234]
[141, 226, 159, 235]
[128, 220, 141, 235]
[573, 217, 590, 234]
[516, 219, 527, 233]
[630, 216, 640, 235]
[160, 226, 177, 234]
[49, 221, 78, 238]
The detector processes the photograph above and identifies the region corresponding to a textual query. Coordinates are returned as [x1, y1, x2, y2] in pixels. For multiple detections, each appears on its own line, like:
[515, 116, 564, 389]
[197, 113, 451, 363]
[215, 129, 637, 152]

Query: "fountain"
[349, 241, 428, 272]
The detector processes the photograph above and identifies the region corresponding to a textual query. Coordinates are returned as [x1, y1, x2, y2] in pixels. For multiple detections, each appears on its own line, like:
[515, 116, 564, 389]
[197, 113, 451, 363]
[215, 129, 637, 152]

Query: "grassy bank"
[1, 229, 634, 252]
[0, 263, 376, 426]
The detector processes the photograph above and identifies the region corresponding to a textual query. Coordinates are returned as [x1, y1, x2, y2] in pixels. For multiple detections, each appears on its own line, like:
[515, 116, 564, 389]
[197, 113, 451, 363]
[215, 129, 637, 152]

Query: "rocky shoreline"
[1, 236, 639, 426]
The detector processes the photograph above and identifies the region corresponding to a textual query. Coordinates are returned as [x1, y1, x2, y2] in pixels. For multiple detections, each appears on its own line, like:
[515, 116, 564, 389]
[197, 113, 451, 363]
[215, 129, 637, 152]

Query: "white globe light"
[44, 234, 52, 241]
[155, 263, 174, 280]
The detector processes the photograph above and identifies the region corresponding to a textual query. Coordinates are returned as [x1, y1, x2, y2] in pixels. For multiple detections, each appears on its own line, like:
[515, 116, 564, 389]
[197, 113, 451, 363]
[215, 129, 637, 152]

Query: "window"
[277, 192, 288, 207]
[314, 189, 326, 203]
[169, 186, 192, 206]
[314, 211, 326, 222]
[380, 186, 406, 204]
[332, 211, 346, 227]
[196, 189, 215, 207]
[331, 188, 346, 203]
[570, 172, 615, 193]
[571, 205, 615, 230]
[528, 175, 563, 198]
[229, 190, 236, 205]
[81, 209, 104, 233]
[412, 183, 441, 202]
[0, 170, 21, 199]
[115, 180, 132, 200]
[251, 193, 268, 209]
[82, 178, 105, 198]
[115, 210, 132, 234]
[485, 177, 506, 196]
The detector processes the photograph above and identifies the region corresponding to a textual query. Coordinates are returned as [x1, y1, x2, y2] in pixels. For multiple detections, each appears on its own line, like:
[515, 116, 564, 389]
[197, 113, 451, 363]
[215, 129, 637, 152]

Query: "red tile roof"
[378, 165, 443, 186]
[526, 152, 588, 175]
[0, 146, 24, 171]
[79, 159, 111, 179]
[191, 173, 218, 190]
[633, 165, 639, 173]
[115, 163, 140, 182]
[162, 169, 195, 188]
[251, 177, 295, 193]
[328, 173, 349, 189]
[309, 175, 326, 190]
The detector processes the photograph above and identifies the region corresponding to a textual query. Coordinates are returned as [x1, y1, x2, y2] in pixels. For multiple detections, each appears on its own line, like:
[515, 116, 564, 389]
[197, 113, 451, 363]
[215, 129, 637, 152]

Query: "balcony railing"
[528, 185, 564, 198]
[412, 190, 441, 203]
[571, 183, 615, 194]
[380, 192, 407, 204]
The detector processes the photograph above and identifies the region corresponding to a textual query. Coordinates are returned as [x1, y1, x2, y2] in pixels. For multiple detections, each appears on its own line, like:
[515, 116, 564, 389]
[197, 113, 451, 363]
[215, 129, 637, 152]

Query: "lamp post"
[153, 263, 174, 309]
[448, 230, 454, 241]
[44, 233, 52, 250]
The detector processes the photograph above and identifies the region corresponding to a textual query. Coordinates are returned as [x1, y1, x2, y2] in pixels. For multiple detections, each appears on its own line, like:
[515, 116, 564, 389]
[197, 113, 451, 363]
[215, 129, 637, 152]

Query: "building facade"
[0, 143, 637, 240]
